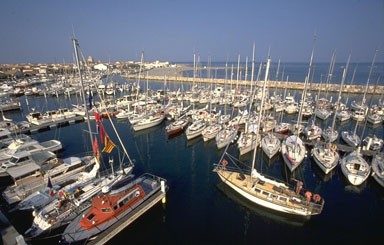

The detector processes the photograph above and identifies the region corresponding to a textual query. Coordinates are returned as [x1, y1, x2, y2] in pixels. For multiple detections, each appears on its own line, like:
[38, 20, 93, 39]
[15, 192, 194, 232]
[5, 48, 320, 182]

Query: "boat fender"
[221, 159, 228, 169]
[312, 194, 321, 203]
[305, 191, 312, 204]
[102, 186, 110, 193]
[135, 191, 140, 197]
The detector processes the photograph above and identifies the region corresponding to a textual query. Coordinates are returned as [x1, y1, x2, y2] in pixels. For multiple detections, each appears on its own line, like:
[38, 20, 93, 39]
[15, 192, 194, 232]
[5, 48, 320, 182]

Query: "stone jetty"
[123, 65, 384, 95]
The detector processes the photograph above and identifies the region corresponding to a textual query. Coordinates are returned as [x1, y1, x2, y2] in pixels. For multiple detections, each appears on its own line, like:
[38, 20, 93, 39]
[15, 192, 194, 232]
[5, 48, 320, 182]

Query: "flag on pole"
[102, 135, 116, 153]
[94, 111, 101, 122]
[93, 137, 99, 154]
[99, 123, 106, 144]
[47, 176, 53, 188]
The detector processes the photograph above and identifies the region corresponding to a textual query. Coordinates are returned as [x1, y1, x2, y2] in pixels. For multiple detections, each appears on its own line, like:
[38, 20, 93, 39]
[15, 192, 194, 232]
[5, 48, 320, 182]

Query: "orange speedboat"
[62, 173, 167, 243]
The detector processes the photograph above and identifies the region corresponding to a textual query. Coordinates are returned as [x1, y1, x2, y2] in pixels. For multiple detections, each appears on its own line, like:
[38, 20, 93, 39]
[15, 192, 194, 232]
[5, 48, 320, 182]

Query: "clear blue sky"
[1, 0, 383, 64]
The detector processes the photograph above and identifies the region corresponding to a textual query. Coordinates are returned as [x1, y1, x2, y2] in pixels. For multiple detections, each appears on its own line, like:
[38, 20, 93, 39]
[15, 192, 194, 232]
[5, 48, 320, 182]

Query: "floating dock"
[87, 190, 166, 245]
[12, 115, 84, 135]
[0, 210, 26, 245]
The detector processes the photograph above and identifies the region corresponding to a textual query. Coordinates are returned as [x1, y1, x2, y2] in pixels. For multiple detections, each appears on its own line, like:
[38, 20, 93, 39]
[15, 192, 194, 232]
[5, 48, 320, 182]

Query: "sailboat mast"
[362, 49, 378, 104]
[332, 55, 351, 132]
[250, 56, 270, 182]
[250, 42, 256, 93]
[297, 36, 316, 130]
[72, 38, 94, 147]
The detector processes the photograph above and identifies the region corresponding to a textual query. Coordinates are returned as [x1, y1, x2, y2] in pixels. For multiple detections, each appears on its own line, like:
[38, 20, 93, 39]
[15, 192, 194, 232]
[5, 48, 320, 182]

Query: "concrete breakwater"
[123, 66, 384, 95]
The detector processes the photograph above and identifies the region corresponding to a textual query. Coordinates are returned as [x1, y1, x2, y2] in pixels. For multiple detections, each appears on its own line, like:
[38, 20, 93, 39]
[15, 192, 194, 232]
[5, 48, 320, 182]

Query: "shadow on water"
[186, 136, 203, 147]
[216, 182, 309, 227]
[309, 158, 337, 183]
[166, 131, 185, 141]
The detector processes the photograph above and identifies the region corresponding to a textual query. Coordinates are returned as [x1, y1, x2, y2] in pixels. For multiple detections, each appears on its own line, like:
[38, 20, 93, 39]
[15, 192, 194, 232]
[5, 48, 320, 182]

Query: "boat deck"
[86, 188, 166, 245]
[217, 168, 323, 215]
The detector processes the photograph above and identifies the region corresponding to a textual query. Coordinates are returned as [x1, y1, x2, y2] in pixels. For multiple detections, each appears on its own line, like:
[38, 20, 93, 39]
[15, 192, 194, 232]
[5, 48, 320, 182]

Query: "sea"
[1, 61, 384, 244]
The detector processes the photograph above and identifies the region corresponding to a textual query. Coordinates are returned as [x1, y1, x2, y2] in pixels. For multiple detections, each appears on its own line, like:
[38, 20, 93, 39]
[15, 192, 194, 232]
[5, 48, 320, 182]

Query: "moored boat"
[281, 135, 306, 172]
[261, 132, 281, 159]
[61, 173, 167, 243]
[311, 142, 339, 174]
[371, 153, 384, 188]
[202, 123, 222, 142]
[185, 119, 206, 140]
[165, 117, 189, 136]
[340, 149, 370, 186]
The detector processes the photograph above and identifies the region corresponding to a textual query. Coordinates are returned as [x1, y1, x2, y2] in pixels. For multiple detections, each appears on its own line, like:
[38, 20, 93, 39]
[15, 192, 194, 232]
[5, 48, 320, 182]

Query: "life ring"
[331, 144, 337, 151]
[312, 194, 321, 202]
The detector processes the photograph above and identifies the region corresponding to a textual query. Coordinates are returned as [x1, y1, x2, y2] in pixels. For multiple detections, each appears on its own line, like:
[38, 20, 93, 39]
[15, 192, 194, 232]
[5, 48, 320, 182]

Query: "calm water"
[1, 70, 384, 244]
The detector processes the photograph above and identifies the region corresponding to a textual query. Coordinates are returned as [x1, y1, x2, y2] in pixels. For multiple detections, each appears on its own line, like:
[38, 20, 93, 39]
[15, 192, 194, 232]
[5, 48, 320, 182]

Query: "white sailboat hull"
[216, 169, 317, 216]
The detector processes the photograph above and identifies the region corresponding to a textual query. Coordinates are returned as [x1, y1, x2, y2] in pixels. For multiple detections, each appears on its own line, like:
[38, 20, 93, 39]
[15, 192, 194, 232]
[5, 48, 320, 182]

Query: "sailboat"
[24, 38, 135, 239]
[213, 55, 324, 217]
[322, 56, 351, 142]
[371, 153, 384, 188]
[282, 38, 316, 172]
[341, 120, 361, 148]
[350, 50, 378, 112]
[340, 148, 370, 186]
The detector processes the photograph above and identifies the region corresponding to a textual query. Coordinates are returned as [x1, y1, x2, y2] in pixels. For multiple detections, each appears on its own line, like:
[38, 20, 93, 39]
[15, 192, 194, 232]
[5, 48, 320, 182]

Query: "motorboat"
[61, 173, 167, 243]
[24, 167, 134, 239]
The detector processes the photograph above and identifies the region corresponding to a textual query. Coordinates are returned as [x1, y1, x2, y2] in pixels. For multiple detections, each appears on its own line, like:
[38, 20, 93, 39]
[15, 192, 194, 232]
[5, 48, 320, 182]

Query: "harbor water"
[1, 62, 384, 244]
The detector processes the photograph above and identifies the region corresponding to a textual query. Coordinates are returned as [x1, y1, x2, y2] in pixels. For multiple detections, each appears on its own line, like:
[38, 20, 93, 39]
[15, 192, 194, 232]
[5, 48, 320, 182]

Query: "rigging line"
[95, 96, 134, 167]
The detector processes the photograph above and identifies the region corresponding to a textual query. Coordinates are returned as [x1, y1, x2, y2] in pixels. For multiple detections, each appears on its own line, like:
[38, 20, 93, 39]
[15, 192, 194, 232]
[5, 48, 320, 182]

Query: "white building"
[94, 63, 108, 71]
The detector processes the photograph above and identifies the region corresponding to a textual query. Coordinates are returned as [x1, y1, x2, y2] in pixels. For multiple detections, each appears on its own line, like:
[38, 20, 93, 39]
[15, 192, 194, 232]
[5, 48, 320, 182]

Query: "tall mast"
[250, 43, 256, 97]
[331, 55, 351, 139]
[236, 54, 240, 90]
[250, 56, 270, 182]
[72, 38, 93, 147]
[362, 49, 378, 105]
[297, 35, 316, 130]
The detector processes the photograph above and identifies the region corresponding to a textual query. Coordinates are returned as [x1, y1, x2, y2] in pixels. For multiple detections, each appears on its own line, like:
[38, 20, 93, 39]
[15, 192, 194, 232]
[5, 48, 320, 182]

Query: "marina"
[0, 61, 384, 244]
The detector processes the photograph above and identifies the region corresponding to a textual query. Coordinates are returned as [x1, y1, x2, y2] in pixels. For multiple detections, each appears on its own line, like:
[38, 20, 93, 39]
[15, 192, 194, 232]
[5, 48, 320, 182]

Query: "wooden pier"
[87, 190, 166, 245]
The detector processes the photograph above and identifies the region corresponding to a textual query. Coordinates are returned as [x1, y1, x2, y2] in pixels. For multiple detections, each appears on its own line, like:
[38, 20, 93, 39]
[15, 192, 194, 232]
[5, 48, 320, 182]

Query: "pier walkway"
[10, 115, 84, 135]
[0, 210, 26, 245]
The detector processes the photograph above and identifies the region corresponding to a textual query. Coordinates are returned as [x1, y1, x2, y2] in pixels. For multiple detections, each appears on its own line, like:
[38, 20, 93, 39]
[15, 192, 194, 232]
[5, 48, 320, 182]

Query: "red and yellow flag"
[102, 135, 116, 153]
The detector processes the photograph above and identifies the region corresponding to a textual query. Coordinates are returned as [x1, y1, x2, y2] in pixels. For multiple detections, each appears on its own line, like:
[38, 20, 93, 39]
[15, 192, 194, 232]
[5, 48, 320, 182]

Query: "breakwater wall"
[123, 73, 384, 95]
